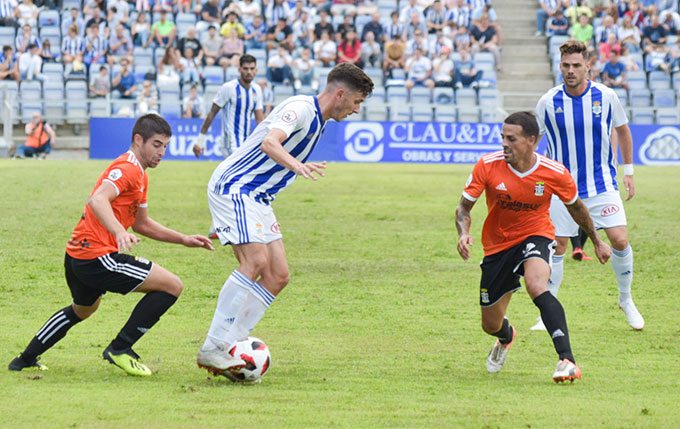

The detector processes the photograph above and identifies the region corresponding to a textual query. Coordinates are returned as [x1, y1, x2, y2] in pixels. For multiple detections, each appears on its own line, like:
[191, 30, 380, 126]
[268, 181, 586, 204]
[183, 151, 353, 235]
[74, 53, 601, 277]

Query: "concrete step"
[503, 95, 544, 111]
[502, 36, 547, 48]
[501, 45, 547, 58]
[498, 80, 554, 92]
[496, 18, 536, 29]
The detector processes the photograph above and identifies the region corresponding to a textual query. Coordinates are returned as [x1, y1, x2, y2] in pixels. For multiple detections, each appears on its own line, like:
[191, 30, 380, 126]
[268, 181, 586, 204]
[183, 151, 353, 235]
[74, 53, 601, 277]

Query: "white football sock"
[204, 270, 252, 350]
[611, 245, 633, 303]
[549, 254, 564, 297]
[223, 282, 274, 347]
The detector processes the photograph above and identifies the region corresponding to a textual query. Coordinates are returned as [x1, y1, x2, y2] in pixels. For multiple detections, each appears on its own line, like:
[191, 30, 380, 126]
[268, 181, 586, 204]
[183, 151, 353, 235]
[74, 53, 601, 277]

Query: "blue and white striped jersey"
[536, 81, 628, 199]
[213, 79, 263, 151]
[208, 95, 326, 201]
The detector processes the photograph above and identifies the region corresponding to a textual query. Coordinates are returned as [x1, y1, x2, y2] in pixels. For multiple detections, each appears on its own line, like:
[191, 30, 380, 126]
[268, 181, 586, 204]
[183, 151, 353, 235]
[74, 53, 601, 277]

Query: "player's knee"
[481, 319, 502, 335]
[72, 298, 101, 320]
[610, 236, 628, 251]
[166, 274, 184, 297]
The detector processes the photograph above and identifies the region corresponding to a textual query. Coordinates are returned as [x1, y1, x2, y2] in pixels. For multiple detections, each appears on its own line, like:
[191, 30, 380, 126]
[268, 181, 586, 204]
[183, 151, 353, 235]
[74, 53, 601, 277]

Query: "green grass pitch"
[1, 159, 679, 427]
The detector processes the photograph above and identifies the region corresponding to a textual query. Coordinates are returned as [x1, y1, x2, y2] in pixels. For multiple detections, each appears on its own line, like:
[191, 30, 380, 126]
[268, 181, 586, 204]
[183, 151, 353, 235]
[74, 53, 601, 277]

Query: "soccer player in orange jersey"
[455, 111, 611, 383]
[9, 114, 216, 377]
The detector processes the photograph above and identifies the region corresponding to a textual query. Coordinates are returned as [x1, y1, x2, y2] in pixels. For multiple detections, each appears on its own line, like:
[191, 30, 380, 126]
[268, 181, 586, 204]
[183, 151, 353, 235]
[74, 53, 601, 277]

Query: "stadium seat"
[43, 80, 64, 125]
[653, 89, 677, 107]
[273, 84, 294, 103]
[412, 105, 433, 122]
[434, 105, 456, 122]
[354, 14, 372, 37]
[203, 83, 222, 105]
[42, 62, 64, 82]
[627, 70, 646, 89]
[455, 88, 477, 106]
[249, 48, 267, 67]
[628, 88, 651, 107]
[656, 109, 680, 124]
[160, 102, 181, 118]
[364, 67, 383, 87]
[154, 47, 166, 67]
[39, 27, 61, 52]
[433, 87, 454, 104]
[478, 88, 500, 108]
[0, 26, 14, 47]
[648, 71, 671, 90]
[38, 10, 60, 28]
[385, 68, 406, 87]
[133, 47, 154, 67]
[89, 98, 111, 117]
[65, 80, 88, 124]
[473, 52, 495, 67]
[613, 87, 628, 106]
[364, 96, 388, 121]
[631, 108, 654, 124]
[134, 65, 156, 83]
[20, 81, 42, 123]
[61, 0, 81, 10]
[386, 86, 408, 103]
[410, 86, 431, 104]
[1, 80, 20, 123]
[226, 66, 239, 81]
[370, 85, 386, 102]
[203, 65, 224, 84]
[389, 105, 411, 121]
[672, 73, 680, 90]
[458, 109, 480, 123]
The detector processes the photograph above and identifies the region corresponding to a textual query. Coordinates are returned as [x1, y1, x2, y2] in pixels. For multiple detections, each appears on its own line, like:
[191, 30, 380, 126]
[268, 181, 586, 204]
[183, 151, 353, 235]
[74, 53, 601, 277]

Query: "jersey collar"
[507, 154, 540, 178]
[562, 80, 591, 100]
[313, 96, 325, 127]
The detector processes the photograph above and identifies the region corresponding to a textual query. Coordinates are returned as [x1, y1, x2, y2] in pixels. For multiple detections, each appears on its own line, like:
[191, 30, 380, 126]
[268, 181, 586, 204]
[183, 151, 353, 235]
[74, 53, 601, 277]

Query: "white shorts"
[550, 191, 627, 237]
[207, 191, 282, 245]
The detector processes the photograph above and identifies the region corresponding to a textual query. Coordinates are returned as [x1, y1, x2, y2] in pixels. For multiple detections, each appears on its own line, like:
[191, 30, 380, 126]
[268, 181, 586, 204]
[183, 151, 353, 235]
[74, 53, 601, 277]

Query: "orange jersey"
[66, 151, 148, 259]
[463, 151, 578, 256]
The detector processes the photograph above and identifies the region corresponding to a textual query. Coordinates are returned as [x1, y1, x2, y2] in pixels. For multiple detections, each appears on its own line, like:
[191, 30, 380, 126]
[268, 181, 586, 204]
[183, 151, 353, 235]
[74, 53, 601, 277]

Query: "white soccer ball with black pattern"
[228, 336, 271, 382]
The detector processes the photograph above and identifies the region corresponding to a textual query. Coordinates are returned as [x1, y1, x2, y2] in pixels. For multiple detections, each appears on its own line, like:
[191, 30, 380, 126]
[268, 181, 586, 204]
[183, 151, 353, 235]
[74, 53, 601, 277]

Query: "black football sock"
[579, 228, 589, 249]
[20, 305, 82, 363]
[491, 318, 514, 345]
[109, 292, 177, 350]
[533, 291, 575, 363]
[570, 235, 581, 249]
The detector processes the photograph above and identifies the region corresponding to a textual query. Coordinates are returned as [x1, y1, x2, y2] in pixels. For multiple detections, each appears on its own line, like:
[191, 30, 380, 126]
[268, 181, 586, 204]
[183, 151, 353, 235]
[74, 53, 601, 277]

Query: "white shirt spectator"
[237, 0, 261, 24]
[313, 39, 337, 59]
[406, 55, 432, 80]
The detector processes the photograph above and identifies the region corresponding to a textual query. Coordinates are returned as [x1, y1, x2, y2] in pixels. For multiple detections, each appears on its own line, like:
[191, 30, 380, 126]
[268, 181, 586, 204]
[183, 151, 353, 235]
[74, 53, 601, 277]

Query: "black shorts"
[64, 252, 153, 306]
[479, 235, 555, 307]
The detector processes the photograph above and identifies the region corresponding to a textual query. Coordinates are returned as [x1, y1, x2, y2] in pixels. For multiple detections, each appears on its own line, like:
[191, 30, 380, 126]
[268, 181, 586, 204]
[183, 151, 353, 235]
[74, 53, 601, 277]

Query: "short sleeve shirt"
[67, 151, 148, 259]
[463, 151, 578, 256]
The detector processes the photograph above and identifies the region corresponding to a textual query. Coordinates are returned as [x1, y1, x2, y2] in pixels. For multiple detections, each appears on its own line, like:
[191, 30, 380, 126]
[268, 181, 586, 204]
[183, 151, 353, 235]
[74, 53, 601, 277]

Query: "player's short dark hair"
[240, 54, 256, 66]
[132, 114, 172, 144]
[504, 111, 539, 140]
[327, 62, 374, 97]
[560, 40, 588, 59]
[2, 45, 11, 52]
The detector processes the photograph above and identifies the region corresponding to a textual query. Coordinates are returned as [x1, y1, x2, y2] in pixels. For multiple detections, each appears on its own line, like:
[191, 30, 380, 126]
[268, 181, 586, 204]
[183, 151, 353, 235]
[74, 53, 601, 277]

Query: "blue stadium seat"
[154, 47, 166, 67]
[20, 81, 42, 123]
[455, 88, 477, 106]
[433, 87, 454, 104]
[653, 89, 676, 107]
[410, 86, 431, 104]
[225, 66, 239, 81]
[0, 26, 14, 47]
[134, 65, 155, 83]
[364, 67, 383, 87]
[648, 71, 671, 90]
[673, 72, 680, 89]
[249, 48, 267, 67]
[61, 0, 81, 10]
[412, 105, 433, 122]
[478, 88, 500, 107]
[39, 27, 61, 52]
[631, 108, 654, 124]
[613, 87, 628, 107]
[273, 84, 294, 103]
[434, 105, 456, 122]
[2, 80, 20, 123]
[473, 52, 495, 67]
[628, 88, 651, 107]
[355, 14, 372, 37]
[457, 108, 479, 123]
[369, 85, 385, 101]
[389, 105, 411, 121]
[656, 109, 680, 124]
[160, 102, 182, 118]
[203, 65, 224, 84]
[42, 62, 64, 81]
[38, 10, 60, 28]
[364, 96, 388, 121]
[386, 85, 408, 103]
[65, 80, 88, 124]
[90, 98, 111, 117]
[133, 47, 154, 67]
[44, 80, 64, 125]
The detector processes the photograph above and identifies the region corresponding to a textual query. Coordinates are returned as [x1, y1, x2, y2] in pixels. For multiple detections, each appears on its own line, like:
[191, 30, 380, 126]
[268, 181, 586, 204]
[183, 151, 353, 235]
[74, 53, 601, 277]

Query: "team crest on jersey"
[534, 181, 545, 196]
[281, 110, 297, 123]
[480, 288, 489, 304]
[108, 168, 123, 181]
[592, 101, 602, 116]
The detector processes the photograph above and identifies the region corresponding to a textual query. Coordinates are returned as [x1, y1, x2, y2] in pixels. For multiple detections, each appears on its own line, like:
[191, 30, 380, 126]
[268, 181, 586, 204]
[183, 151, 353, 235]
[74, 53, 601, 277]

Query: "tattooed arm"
[565, 198, 611, 264]
[455, 197, 476, 261]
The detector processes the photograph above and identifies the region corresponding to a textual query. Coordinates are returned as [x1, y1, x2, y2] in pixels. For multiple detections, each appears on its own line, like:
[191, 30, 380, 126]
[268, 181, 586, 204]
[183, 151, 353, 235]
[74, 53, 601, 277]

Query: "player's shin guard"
[548, 254, 564, 297]
[533, 291, 574, 363]
[20, 305, 82, 363]
[109, 291, 177, 350]
[611, 245, 633, 302]
[491, 318, 514, 345]
[205, 270, 252, 349]
[223, 282, 275, 346]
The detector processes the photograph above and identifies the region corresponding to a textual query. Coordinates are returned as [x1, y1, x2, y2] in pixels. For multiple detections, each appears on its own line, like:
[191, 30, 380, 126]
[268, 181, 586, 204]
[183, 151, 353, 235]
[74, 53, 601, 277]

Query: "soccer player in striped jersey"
[534, 40, 644, 331]
[192, 54, 265, 159]
[8, 114, 215, 376]
[196, 63, 373, 378]
[456, 112, 610, 382]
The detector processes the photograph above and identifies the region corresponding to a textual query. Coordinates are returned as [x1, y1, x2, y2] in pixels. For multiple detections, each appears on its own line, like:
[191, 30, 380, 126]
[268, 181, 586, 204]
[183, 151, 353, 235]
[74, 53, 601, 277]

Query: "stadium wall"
[90, 119, 680, 166]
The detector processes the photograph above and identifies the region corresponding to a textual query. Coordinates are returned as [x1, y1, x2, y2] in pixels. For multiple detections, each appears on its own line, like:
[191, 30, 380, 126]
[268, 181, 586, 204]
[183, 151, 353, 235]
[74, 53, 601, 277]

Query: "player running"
[8, 114, 215, 377]
[456, 111, 610, 382]
[534, 40, 644, 331]
[192, 54, 264, 159]
[196, 63, 373, 377]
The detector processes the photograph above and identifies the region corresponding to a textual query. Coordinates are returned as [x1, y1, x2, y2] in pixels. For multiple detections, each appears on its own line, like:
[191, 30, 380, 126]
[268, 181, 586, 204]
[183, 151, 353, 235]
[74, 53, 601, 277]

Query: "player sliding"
[195, 62, 373, 377]
[8, 114, 215, 376]
[455, 111, 610, 382]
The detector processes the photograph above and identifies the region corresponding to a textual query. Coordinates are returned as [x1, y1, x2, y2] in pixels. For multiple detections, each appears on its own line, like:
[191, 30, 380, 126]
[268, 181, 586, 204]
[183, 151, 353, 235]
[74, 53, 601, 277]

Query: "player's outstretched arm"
[261, 128, 327, 181]
[193, 103, 222, 158]
[131, 208, 215, 250]
[455, 197, 475, 261]
[565, 199, 611, 264]
[615, 124, 635, 201]
[88, 182, 140, 252]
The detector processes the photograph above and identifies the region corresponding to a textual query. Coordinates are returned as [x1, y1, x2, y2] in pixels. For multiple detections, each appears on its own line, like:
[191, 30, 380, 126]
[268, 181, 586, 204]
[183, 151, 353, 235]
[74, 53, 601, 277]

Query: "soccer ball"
[227, 336, 271, 382]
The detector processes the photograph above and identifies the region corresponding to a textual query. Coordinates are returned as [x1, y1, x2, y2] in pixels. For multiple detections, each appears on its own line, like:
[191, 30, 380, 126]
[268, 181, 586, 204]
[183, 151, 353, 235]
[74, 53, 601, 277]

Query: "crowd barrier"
[90, 118, 680, 166]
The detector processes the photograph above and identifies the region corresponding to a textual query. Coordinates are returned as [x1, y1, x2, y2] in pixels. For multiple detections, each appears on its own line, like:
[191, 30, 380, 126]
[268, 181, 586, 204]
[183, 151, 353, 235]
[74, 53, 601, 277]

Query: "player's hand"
[623, 175, 635, 201]
[592, 239, 611, 264]
[182, 235, 215, 250]
[457, 234, 474, 261]
[294, 161, 327, 181]
[193, 133, 207, 158]
[116, 231, 141, 252]
[192, 144, 203, 158]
